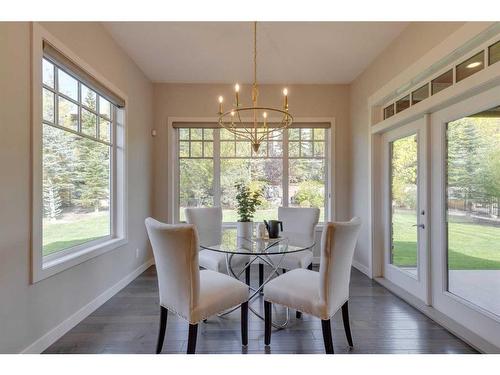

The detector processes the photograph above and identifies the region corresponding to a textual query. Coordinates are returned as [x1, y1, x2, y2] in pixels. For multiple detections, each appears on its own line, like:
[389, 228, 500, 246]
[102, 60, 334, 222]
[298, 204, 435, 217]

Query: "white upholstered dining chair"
[259, 207, 319, 318]
[145, 218, 249, 354]
[185, 207, 250, 283]
[263, 217, 361, 354]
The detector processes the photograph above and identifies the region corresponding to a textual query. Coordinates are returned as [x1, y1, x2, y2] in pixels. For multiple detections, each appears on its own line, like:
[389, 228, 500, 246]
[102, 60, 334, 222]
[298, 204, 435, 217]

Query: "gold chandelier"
[217, 21, 293, 152]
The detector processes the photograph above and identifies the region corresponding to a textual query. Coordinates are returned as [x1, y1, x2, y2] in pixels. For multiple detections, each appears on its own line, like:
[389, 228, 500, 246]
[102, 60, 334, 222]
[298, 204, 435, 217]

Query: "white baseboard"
[375, 276, 500, 354]
[352, 260, 371, 277]
[21, 258, 155, 354]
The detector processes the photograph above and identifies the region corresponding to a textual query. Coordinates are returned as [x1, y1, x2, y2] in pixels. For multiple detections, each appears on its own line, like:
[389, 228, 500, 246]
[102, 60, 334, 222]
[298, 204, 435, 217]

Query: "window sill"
[33, 237, 128, 283]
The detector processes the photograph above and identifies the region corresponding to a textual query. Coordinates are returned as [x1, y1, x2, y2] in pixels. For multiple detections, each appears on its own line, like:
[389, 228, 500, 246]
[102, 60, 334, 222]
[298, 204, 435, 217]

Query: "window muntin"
[41, 57, 115, 257]
[177, 127, 329, 223]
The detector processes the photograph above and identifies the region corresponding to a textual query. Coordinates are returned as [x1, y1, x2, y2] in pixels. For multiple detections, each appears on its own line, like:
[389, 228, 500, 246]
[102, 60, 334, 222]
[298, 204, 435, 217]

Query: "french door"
[430, 85, 500, 349]
[382, 118, 429, 303]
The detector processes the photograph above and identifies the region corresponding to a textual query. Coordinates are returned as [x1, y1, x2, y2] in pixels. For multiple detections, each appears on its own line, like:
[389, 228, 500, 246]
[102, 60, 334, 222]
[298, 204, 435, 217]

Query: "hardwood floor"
[44, 266, 477, 354]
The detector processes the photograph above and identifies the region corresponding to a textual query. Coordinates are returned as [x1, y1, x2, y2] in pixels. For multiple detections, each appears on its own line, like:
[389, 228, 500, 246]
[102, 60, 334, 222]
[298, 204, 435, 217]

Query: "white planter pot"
[237, 221, 253, 240]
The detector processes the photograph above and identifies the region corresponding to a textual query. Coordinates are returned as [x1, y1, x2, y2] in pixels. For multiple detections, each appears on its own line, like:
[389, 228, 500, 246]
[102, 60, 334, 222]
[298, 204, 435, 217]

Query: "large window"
[41, 57, 116, 258]
[177, 126, 329, 223]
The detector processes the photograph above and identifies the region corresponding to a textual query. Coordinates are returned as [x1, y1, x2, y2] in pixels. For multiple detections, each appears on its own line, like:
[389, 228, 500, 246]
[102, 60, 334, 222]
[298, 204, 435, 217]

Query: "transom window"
[177, 126, 329, 223]
[41, 57, 116, 258]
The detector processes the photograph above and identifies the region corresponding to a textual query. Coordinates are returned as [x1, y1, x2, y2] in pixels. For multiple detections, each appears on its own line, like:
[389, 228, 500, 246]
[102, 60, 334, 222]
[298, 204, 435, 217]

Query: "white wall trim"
[21, 258, 155, 354]
[352, 260, 371, 277]
[375, 277, 500, 354]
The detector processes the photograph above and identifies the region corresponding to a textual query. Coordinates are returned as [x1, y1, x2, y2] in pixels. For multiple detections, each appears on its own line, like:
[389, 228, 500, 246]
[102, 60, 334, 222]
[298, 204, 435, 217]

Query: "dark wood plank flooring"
[44, 266, 477, 354]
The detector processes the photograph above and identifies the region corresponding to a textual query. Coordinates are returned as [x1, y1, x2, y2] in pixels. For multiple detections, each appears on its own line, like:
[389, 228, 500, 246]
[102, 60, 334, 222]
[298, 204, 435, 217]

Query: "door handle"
[412, 224, 425, 229]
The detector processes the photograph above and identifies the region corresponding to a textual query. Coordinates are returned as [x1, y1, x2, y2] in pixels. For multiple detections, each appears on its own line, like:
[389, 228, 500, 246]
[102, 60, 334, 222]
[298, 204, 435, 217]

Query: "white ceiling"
[103, 22, 408, 84]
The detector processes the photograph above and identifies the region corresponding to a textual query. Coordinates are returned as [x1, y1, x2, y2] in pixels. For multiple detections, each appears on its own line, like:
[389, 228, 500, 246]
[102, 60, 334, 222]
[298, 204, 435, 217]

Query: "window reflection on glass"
[178, 128, 215, 221]
[99, 97, 111, 119]
[42, 124, 111, 256]
[42, 59, 117, 258]
[99, 118, 111, 142]
[384, 104, 395, 119]
[177, 127, 327, 223]
[191, 128, 202, 140]
[390, 134, 418, 277]
[43, 59, 54, 88]
[81, 109, 96, 137]
[43, 89, 54, 123]
[179, 128, 189, 140]
[58, 69, 78, 100]
[456, 51, 484, 83]
[81, 85, 97, 110]
[221, 158, 282, 222]
[411, 84, 429, 105]
[489, 40, 500, 66]
[179, 159, 214, 222]
[396, 95, 410, 113]
[446, 106, 500, 316]
[58, 96, 78, 130]
[289, 159, 325, 222]
[431, 70, 453, 95]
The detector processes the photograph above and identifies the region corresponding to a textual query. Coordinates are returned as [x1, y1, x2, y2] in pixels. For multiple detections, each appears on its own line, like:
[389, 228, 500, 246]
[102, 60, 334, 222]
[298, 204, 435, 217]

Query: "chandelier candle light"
[217, 22, 293, 152]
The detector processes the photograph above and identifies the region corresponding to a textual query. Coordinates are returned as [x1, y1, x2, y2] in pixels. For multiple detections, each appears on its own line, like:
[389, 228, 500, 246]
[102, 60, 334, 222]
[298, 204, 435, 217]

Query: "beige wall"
[349, 22, 465, 271]
[0, 22, 154, 353]
[152, 83, 351, 223]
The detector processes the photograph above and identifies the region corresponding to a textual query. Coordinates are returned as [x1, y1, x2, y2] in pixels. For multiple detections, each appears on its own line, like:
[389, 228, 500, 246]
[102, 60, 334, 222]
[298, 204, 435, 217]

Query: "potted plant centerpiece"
[235, 181, 262, 240]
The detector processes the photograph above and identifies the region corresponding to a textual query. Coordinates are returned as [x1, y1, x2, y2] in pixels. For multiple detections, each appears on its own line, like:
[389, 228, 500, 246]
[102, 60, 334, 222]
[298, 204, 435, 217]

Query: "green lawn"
[43, 212, 110, 256]
[45, 209, 499, 270]
[393, 210, 500, 270]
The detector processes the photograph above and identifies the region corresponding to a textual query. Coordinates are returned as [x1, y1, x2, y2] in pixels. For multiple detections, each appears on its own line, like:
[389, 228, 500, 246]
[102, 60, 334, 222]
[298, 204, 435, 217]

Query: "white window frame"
[31, 23, 128, 283]
[167, 117, 335, 227]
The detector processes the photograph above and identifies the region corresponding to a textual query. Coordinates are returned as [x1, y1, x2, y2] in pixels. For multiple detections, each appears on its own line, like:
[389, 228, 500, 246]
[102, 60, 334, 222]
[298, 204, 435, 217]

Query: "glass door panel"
[382, 117, 428, 303]
[390, 134, 419, 277]
[446, 106, 500, 317]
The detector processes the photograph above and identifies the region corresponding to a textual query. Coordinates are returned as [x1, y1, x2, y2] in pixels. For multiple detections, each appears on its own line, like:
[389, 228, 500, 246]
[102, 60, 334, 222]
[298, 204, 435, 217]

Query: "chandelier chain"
[216, 21, 293, 152]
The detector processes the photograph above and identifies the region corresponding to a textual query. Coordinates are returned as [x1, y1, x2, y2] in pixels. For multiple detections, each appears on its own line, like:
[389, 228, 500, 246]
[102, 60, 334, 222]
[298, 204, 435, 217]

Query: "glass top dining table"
[199, 229, 313, 255]
[199, 229, 315, 328]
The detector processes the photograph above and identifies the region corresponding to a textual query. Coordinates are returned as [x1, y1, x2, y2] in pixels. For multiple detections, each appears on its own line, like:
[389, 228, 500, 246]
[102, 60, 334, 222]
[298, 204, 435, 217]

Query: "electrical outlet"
[135, 248, 140, 259]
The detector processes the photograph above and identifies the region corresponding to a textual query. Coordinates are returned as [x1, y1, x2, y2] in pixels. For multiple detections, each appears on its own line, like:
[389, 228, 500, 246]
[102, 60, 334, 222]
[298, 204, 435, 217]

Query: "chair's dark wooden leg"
[307, 263, 313, 270]
[264, 301, 272, 346]
[259, 264, 264, 288]
[187, 324, 198, 354]
[241, 301, 248, 346]
[296, 311, 302, 319]
[156, 306, 168, 354]
[341, 300, 353, 347]
[321, 319, 334, 354]
[245, 264, 251, 286]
